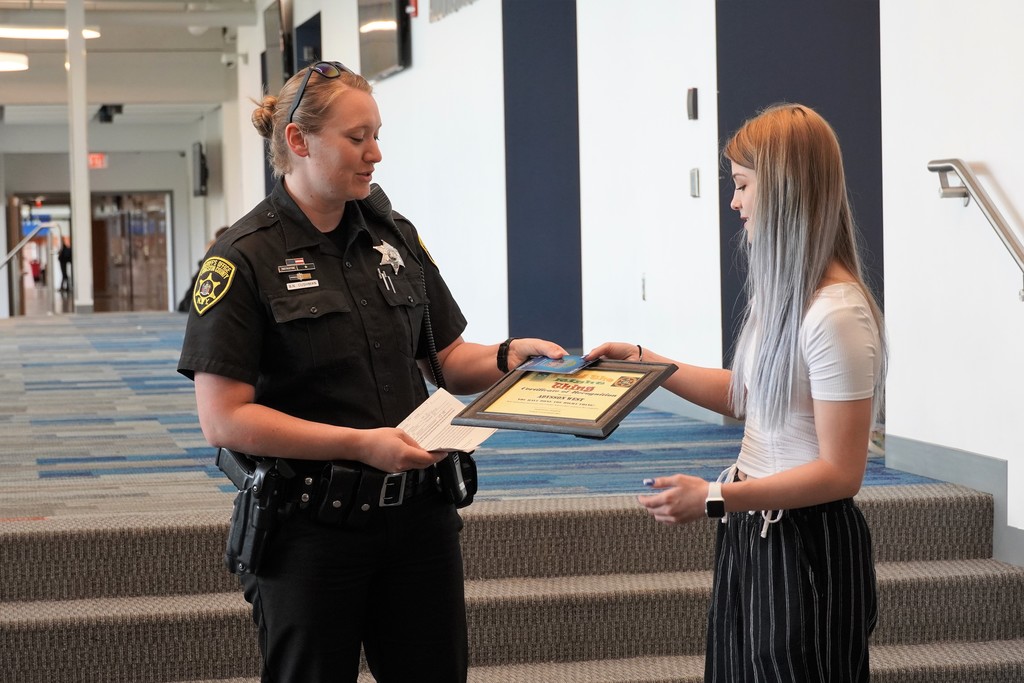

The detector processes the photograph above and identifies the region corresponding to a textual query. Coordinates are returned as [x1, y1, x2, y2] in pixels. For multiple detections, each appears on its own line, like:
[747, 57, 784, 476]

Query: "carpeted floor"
[0, 312, 937, 520]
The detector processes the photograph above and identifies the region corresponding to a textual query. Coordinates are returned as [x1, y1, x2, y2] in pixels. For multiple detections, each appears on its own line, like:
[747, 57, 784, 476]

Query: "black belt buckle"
[379, 471, 407, 507]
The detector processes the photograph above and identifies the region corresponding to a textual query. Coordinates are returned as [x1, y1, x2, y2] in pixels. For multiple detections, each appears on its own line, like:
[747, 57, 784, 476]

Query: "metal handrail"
[1, 222, 63, 315]
[928, 158, 1024, 299]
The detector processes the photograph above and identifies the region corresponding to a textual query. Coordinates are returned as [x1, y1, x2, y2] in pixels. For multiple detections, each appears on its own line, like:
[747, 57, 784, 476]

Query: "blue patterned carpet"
[0, 313, 935, 519]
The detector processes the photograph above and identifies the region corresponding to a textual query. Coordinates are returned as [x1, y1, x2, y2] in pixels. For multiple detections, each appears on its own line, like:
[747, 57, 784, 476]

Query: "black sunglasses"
[286, 61, 353, 124]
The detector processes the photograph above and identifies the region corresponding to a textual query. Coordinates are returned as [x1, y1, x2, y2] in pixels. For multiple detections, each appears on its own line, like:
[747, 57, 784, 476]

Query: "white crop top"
[736, 283, 882, 479]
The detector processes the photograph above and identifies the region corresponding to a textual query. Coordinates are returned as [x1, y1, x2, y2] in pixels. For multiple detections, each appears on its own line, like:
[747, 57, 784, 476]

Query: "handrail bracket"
[928, 158, 1024, 301]
[935, 169, 970, 206]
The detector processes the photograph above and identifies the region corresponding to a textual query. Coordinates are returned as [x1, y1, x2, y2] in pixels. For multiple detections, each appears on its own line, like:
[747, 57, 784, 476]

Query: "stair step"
[430, 639, 1024, 683]
[0, 509, 236, 602]
[871, 639, 1024, 683]
[874, 559, 1024, 645]
[92, 639, 1024, 683]
[0, 483, 993, 602]
[466, 570, 712, 664]
[1, 592, 258, 683]
[468, 655, 705, 683]
[464, 559, 1024, 664]
[6, 558, 1021, 682]
[462, 483, 993, 580]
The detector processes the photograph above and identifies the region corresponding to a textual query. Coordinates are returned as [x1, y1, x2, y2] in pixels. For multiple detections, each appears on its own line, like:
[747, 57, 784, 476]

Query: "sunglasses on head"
[286, 61, 353, 124]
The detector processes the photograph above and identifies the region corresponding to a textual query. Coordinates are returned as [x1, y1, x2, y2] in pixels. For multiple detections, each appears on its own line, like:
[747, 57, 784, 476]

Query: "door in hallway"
[5, 195, 73, 317]
[92, 193, 170, 312]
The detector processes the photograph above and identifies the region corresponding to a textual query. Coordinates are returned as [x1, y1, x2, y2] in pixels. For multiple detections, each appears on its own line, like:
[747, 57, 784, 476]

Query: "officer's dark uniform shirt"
[177, 180, 467, 474]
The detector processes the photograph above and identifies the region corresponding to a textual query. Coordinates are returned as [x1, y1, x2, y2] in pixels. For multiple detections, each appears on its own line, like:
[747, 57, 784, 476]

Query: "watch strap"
[497, 337, 518, 373]
[705, 481, 726, 518]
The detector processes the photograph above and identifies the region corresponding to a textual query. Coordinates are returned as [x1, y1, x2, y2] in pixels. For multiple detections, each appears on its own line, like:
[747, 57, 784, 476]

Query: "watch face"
[706, 500, 726, 518]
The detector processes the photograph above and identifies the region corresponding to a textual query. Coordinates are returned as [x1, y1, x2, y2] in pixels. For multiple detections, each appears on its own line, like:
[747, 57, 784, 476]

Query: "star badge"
[373, 240, 405, 275]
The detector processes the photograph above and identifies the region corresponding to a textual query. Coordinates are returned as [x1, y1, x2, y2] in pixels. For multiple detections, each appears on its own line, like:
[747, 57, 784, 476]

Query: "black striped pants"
[704, 499, 877, 682]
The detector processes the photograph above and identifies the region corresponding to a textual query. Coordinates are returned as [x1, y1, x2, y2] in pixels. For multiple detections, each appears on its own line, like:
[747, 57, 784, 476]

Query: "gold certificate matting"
[452, 359, 676, 439]
[482, 368, 645, 421]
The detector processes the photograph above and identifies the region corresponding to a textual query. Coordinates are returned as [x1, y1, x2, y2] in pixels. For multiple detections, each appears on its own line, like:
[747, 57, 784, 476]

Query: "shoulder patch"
[193, 256, 236, 316]
[417, 235, 437, 267]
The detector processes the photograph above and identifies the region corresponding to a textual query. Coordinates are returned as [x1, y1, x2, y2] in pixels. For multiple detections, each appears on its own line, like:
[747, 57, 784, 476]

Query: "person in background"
[588, 103, 886, 682]
[177, 60, 566, 683]
[58, 236, 72, 293]
[177, 226, 228, 312]
[29, 257, 41, 285]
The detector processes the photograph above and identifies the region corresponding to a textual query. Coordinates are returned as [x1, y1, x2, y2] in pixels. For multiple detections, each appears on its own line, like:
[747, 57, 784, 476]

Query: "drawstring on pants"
[715, 463, 784, 538]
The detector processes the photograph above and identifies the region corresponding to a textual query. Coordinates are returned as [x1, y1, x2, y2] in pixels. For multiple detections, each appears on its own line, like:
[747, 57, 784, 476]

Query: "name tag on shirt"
[287, 279, 319, 290]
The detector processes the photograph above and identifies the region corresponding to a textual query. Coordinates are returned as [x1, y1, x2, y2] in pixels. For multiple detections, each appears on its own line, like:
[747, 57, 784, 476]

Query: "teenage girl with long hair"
[588, 103, 886, 682]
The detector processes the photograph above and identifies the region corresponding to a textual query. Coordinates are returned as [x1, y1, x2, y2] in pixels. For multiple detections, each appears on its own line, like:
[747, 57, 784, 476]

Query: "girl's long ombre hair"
[724, 103, 886, 430]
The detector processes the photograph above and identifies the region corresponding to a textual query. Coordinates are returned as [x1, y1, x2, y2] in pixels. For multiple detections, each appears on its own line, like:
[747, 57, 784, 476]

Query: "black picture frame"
[452, 359, 677, 439]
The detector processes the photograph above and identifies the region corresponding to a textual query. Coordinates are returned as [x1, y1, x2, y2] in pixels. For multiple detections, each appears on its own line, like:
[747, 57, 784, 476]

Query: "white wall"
[577, 0, 722, 418]
[228, 17, 269, 220]
[880, 0, 1024, 530]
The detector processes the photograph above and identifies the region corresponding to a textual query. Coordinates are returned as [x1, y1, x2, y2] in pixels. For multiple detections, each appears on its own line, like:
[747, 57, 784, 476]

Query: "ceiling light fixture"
[0, 52, 29, 71]
[359, 20, 397, 33]
[0, 26, 101, 40]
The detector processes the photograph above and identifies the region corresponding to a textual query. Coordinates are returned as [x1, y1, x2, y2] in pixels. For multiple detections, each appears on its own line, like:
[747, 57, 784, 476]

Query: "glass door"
[92, 192, 170, 312]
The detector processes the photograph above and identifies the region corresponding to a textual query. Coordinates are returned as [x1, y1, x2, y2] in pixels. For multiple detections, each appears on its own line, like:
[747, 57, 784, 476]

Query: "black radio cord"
[366, 183, 471, 504]
[383, 222, 444, 389]
[385, 222, 471, 505]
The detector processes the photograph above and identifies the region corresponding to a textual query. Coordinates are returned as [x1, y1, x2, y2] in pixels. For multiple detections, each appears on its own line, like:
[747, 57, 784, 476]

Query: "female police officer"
[177, 61, 566, 683]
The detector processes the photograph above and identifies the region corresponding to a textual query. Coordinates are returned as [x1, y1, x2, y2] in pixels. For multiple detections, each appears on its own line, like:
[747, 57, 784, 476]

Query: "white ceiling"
[0, 0, 257, 126]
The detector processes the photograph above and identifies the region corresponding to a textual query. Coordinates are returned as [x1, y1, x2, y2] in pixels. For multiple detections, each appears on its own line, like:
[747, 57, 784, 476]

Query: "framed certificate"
[451, 359, 677, 439]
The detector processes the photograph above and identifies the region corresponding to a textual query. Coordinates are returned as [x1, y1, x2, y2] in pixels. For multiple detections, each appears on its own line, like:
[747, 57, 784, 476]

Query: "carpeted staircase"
[2, 482, 1023, 682]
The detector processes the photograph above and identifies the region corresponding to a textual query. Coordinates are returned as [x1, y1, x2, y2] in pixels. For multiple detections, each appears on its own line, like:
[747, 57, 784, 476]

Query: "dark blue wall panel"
[716, 0, 883, 363]
[502, 0, 582, 352]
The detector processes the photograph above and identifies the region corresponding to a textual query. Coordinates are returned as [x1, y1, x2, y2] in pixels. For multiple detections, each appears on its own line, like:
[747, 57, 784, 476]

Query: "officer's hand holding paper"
[398, 388, 496, 452]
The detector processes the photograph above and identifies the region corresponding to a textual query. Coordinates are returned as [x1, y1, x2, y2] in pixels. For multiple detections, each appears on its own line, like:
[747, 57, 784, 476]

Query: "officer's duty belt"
[215, 447, 435, 510]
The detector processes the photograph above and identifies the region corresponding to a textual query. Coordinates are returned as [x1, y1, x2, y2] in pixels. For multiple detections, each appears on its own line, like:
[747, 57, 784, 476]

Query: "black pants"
[705, 499, 877, 682]
[241, 487, 468, 683]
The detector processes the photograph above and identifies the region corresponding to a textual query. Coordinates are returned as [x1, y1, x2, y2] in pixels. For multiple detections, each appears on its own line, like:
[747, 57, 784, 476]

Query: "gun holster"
[219, 448, 287, 575]
[436, 451, 478, 508]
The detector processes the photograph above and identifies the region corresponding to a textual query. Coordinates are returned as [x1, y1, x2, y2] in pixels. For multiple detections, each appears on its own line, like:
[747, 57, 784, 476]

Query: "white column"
[66, 0, 94, 312]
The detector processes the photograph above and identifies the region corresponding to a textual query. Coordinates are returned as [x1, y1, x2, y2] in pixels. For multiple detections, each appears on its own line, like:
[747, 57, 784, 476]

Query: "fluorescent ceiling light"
[0, 26, 101, 40]
[0, 52, 29, 71]
[359, 20, 396, 33]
